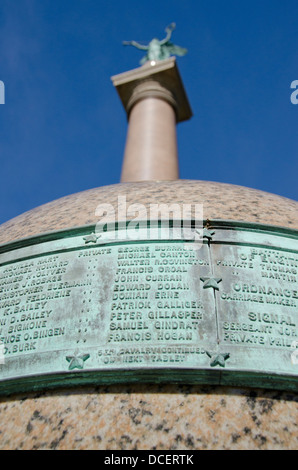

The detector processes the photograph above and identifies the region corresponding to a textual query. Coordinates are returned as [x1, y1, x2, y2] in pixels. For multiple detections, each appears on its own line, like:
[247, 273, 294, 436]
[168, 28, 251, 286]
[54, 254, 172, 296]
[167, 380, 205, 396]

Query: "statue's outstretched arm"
[159, 23, 176, 46]
[122, 40, 149, 51]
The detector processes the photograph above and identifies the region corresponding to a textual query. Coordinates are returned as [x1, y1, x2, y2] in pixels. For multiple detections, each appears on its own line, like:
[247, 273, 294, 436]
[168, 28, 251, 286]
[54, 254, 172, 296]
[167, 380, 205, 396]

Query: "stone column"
[111, 58, 192, 183]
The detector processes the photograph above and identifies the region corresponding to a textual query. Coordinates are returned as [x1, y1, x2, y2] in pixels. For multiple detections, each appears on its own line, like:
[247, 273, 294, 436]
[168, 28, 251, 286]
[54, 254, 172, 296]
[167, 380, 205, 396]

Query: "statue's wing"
[166, 43, 188, 57]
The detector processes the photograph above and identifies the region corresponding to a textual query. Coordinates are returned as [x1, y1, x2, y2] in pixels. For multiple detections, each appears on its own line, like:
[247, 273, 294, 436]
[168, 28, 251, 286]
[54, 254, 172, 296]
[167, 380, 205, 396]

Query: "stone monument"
[0, 25, 297, 450]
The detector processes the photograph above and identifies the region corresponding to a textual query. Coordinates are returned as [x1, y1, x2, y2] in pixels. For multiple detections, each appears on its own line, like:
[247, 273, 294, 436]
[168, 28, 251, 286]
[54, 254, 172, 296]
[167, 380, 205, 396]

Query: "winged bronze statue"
[123, 23, 187, 65]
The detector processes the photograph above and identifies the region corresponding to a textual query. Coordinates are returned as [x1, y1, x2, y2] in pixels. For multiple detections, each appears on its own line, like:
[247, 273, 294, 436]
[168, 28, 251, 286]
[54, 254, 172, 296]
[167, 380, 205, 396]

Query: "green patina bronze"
[123, 23, 187, 64]
[0, 220, 297, 395]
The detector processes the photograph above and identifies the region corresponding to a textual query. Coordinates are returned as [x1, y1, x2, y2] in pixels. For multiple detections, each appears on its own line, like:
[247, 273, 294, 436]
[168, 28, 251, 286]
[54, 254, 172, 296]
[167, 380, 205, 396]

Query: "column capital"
[111, 57, 192, 123]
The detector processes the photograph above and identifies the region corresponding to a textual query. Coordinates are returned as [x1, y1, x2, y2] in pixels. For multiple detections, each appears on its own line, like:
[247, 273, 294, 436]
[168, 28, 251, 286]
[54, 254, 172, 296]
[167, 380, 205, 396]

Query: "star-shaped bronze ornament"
[66, 353, 90, 371]
[200, 277, 222, 290]
[83, 233, 100, 244]
[206, 351, 230, 368]
[203, 228, 215, 242]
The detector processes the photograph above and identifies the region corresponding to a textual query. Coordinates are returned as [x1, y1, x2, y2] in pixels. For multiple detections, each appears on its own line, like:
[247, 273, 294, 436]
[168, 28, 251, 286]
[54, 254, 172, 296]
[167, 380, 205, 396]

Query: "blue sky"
[0, 0, 297, 226]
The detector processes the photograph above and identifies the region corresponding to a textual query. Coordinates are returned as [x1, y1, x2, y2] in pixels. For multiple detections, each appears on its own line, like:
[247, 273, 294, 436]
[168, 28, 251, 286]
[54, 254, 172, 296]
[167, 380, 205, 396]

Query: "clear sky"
[0, 0, 297, 226]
